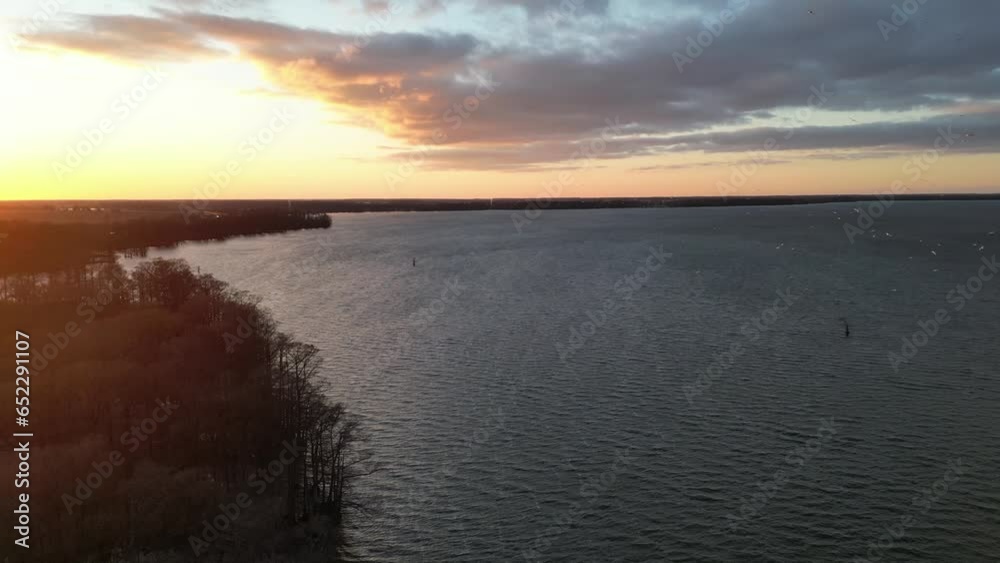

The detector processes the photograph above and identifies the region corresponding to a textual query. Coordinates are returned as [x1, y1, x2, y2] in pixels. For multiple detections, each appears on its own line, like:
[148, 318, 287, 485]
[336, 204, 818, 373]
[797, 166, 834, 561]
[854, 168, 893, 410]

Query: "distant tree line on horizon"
[0, 209, 331, 279]
[6, 193, 998, 219]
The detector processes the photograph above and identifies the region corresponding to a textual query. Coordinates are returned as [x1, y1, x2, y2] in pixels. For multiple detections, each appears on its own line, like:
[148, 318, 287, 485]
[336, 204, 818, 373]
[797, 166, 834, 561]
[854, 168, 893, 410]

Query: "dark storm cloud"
[21, 0, 1000, 168]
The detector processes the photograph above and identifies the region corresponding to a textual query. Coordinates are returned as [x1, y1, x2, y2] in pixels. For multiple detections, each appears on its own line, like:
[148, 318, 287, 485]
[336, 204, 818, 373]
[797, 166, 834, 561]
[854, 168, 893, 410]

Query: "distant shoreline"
[3, 193, 1000, 218]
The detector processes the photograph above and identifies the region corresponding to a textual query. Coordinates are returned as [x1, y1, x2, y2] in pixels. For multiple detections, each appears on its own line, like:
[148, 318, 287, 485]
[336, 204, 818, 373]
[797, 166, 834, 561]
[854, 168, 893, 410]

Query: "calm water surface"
[136, 203, 1000, 562]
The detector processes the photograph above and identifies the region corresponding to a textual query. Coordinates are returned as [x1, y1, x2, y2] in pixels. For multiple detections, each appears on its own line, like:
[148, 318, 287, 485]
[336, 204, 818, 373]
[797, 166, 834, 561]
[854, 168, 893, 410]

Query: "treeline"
[0, 210, 331, 277]
[13, 193, 997, 217]
[0, 258, 367, 562]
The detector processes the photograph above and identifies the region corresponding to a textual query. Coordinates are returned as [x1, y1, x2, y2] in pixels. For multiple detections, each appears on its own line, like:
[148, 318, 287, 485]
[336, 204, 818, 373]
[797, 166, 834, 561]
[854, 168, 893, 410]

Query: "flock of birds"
[767, 208, 995, 261]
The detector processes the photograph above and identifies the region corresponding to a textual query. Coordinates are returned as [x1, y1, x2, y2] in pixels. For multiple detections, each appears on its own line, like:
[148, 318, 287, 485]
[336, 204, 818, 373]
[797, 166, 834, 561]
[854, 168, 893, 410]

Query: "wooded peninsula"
[1, 209, 363, 562]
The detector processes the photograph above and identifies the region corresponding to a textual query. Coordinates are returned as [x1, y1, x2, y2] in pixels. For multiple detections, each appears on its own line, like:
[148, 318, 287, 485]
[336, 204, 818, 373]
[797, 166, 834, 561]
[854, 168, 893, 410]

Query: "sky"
[1, 0, 998, 200]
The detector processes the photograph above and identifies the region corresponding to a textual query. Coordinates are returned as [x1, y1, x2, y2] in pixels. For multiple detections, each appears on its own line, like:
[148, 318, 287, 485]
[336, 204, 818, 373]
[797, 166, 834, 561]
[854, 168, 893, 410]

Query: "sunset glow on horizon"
[2, 0, 998, 200]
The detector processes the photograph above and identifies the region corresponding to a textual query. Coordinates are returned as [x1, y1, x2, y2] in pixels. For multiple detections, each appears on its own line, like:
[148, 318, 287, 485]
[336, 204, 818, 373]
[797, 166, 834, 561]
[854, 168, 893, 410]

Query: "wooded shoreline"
[3, 193, 1000, 220]
[1, 210, 363, 562]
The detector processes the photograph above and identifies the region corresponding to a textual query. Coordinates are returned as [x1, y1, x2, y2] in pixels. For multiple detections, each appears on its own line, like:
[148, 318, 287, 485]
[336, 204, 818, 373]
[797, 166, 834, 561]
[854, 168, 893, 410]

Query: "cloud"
[475, 0, 611, 17]
[653, 115, 998, 155]
[28, 14, 221, 61]
[20, 0, 1000, 169]
[334, 0, 609, 18]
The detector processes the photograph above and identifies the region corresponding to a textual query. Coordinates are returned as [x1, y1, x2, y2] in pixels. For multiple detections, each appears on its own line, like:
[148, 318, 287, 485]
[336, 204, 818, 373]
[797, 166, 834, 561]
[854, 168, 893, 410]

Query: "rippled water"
[137, 203, 1000, 562]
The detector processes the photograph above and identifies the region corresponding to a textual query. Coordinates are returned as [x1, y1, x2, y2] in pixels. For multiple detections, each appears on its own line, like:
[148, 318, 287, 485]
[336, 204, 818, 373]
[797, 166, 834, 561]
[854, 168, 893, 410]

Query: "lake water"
[136, 203, 1000, 562]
